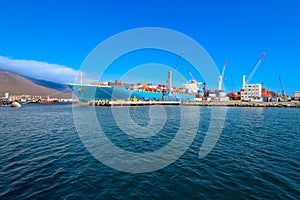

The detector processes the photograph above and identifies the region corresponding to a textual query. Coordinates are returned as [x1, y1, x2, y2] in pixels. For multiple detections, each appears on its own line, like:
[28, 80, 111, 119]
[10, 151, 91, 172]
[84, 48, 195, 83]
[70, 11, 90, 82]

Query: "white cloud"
[0, 55, 79, 83]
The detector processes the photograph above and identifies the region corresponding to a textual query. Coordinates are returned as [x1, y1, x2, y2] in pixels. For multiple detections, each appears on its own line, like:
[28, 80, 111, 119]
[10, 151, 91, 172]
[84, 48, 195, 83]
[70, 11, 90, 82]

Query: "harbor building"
[4, 92, 9, 99]
[241, 84, 263, 102]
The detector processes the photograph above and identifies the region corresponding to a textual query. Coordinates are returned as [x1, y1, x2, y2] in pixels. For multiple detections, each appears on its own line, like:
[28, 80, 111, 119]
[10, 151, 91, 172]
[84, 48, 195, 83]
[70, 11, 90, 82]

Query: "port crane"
[278, 76, 285, 96]
[245, 52, 266, 84]
[217, 61, 227, 91]
[167, 52, 184, 93]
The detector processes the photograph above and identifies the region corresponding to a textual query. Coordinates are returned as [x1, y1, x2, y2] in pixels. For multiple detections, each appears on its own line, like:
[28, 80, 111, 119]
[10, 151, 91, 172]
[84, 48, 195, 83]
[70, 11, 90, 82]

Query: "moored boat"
[38, 96, 57, 104]
[38, 99, 56, 104]
[10, 102, 21, 108]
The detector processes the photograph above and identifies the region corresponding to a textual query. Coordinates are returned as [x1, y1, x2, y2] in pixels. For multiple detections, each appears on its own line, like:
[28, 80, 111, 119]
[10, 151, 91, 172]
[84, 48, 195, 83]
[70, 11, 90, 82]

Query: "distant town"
[0, 92, 76, 105]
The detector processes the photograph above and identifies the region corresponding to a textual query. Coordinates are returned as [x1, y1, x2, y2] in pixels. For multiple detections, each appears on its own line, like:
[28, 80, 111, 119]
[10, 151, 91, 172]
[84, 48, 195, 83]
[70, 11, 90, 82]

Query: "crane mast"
[278, 76, 285, 96]
[218, 61, 227, 91]
[246, 52, 266, 84]
[221, 61, 227, 78]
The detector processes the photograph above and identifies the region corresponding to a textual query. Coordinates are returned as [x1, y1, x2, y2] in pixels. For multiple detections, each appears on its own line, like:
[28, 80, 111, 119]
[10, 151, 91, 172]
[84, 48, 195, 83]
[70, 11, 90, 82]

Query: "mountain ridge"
[0, 70, 72, 98]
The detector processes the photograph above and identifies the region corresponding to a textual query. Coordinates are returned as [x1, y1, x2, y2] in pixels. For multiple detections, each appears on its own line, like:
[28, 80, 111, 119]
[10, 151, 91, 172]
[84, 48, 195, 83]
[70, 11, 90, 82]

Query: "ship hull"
[68, 84, 195, 101]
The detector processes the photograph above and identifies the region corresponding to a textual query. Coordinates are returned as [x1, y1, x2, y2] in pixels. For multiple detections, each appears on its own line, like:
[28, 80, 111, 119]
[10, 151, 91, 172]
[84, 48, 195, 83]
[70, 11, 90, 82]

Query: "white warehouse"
[241, 84, 263, 102]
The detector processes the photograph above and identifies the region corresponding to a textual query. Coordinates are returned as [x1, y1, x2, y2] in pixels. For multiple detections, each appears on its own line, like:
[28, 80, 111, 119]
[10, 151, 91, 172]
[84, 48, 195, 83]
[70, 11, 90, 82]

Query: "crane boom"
[175, 51, 184, 70]
[167, 52, 184, 90]
[221, 61, 227, 78]
[246, 52, 266, 84]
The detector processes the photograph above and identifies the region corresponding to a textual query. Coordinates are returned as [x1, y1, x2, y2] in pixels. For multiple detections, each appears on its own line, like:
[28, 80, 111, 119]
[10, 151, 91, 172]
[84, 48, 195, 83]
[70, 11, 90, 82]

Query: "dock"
[183, 101, 300, 108]
[89, 101, 181, 107]
[87, 100, 300, 108]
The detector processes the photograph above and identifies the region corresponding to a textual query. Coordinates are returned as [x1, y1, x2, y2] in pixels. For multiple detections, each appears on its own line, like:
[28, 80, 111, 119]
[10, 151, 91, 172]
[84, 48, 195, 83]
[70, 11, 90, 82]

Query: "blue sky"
[0, 0, 299, 95]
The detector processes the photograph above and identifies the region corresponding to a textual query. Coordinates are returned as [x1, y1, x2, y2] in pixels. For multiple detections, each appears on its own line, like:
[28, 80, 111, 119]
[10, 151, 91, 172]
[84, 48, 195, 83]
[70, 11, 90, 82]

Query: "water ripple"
[0, 105, 299, 199]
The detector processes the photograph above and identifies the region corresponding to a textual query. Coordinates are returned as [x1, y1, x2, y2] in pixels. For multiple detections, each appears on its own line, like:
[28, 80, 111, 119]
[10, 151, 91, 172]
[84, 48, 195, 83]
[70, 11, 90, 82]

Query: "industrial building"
[241, 84, 263, 102]
[239, 53, 265, 102]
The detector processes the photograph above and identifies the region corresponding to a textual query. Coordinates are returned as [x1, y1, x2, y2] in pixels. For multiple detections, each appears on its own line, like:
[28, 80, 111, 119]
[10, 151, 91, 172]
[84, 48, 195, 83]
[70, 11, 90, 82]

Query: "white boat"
[10, 102, 21, 108]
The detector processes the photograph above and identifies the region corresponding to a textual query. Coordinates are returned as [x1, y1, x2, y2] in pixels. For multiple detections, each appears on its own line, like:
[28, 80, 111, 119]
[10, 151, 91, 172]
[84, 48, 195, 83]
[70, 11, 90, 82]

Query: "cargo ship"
[68, 71, 202, 101]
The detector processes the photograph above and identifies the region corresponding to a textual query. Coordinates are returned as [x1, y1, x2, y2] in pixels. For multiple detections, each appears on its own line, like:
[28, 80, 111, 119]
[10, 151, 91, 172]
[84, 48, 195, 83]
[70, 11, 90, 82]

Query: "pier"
[183, 101, 300, 108]
[89, 101, 181, 106]
[87, 100, 300, 108]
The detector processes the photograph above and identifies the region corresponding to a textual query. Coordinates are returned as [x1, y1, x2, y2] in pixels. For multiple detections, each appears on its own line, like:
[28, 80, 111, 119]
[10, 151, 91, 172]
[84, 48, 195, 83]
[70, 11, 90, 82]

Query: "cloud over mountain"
[0, 55, 78, 83]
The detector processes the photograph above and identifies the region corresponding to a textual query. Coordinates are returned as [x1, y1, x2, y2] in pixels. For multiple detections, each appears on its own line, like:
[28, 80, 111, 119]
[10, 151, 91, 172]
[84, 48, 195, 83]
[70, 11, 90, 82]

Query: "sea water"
[0, 104, 299, 199]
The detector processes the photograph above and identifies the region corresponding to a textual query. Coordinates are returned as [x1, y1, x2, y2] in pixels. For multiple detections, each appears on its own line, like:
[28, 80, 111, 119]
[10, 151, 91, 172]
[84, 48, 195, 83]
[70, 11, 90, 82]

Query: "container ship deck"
[68, 71, 202, 102]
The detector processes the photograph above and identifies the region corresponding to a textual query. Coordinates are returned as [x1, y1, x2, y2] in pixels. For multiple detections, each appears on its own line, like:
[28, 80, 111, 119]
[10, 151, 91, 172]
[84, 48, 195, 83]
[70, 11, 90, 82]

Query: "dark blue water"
[0, 104, 299, 199]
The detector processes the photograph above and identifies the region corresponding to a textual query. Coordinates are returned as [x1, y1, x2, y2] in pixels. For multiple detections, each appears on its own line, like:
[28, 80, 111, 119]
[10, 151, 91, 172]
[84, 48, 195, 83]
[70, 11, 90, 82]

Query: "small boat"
[38, 96, 57, 104]
[10, 102, 21, 108]
[38, 99, 56, 104]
